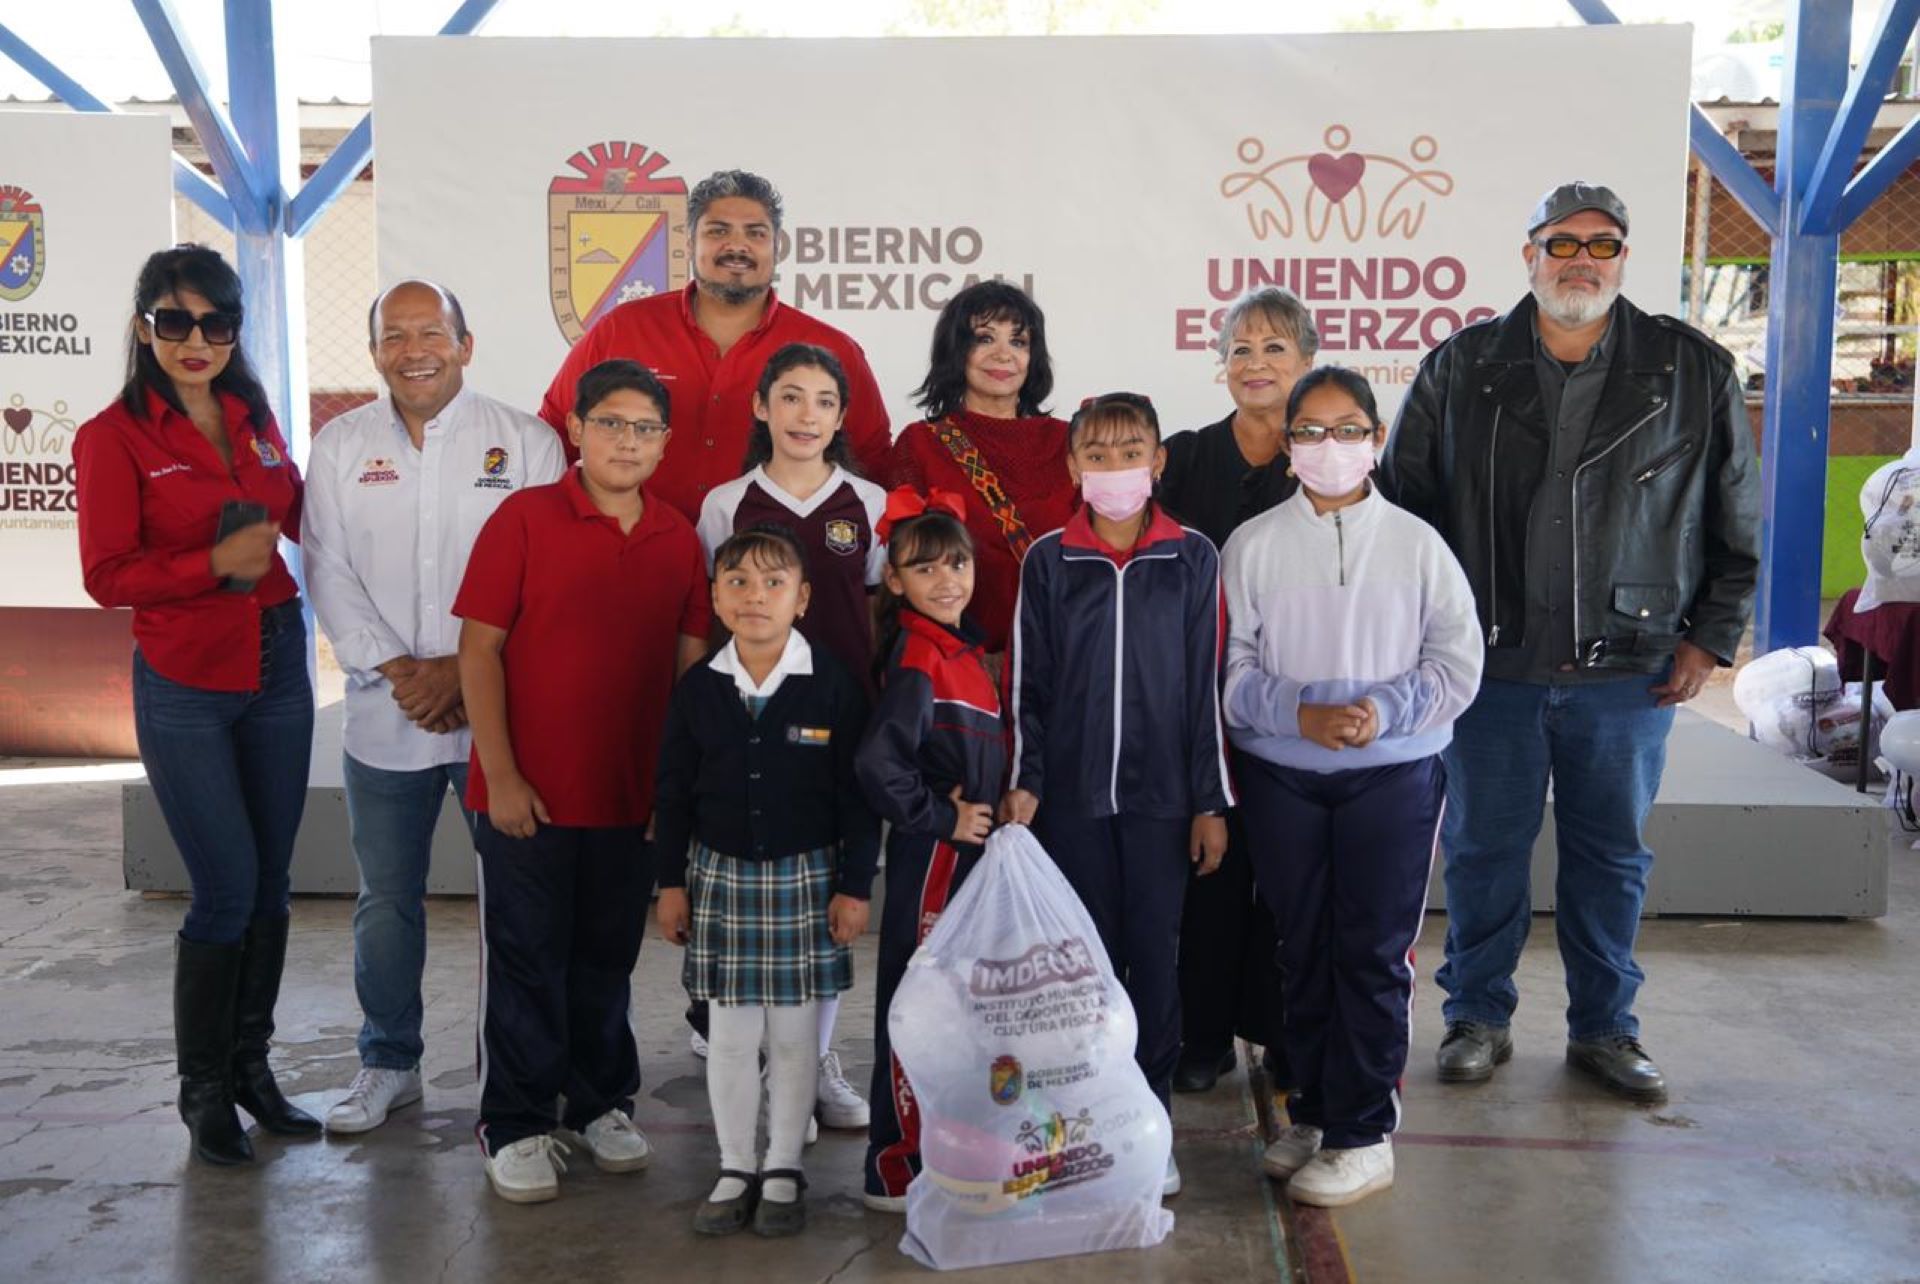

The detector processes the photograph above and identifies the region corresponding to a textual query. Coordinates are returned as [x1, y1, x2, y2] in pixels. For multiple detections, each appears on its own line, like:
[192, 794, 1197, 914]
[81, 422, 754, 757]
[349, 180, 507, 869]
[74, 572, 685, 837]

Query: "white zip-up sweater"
[1220, 486, 1484, 773]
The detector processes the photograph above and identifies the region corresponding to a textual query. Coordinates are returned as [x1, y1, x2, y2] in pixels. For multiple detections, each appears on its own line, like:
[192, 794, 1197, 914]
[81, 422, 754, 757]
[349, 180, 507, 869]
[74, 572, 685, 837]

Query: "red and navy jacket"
[1010, 503, 1234, 821]
[855, 608, 1008, 852]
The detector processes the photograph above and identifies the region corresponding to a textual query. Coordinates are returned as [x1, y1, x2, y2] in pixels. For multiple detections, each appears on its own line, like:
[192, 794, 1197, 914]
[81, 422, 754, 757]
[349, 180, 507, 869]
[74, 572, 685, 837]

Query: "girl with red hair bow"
[852, 487, 1008, 1212]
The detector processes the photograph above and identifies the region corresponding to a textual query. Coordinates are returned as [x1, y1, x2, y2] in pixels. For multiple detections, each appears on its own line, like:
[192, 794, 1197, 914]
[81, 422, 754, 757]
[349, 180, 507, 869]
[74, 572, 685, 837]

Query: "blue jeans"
[1436, 676, 1674, 1042]
[132, 600, 314, 945]
[343, 753, 472, 1070]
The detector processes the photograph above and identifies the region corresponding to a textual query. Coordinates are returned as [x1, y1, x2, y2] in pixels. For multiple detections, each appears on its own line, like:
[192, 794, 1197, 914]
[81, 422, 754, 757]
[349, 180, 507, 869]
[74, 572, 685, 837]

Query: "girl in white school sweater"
[1220, 366, 1482, 1209]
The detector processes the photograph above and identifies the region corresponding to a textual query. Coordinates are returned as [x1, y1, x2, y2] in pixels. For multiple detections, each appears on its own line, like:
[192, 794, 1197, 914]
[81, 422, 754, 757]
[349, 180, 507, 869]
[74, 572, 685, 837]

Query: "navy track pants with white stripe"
[1236, 754, 1444, 1149]
[1032, 810, 1191, 1108]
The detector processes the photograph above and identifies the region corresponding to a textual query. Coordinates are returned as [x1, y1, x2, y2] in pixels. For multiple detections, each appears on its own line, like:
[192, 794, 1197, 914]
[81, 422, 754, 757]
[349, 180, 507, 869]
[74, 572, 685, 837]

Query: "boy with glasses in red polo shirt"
[455, 359, 710, 1204]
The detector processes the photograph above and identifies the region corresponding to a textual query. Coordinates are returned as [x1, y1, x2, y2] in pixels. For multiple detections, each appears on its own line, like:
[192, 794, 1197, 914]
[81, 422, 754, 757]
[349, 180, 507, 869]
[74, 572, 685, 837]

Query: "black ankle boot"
[174, 934, 253, 1165]
[231, 914, 321, 1137]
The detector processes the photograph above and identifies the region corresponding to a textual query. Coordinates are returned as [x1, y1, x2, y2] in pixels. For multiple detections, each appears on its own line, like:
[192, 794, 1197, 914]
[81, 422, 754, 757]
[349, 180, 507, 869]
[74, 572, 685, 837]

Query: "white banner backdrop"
[1, 110, 173, 608]
[374, 28, 1690, 437]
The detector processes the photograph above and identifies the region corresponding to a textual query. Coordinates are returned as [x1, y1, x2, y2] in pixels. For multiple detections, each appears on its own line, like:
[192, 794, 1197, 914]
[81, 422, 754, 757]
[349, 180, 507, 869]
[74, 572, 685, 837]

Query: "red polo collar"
[1060, 501, 1186, 557]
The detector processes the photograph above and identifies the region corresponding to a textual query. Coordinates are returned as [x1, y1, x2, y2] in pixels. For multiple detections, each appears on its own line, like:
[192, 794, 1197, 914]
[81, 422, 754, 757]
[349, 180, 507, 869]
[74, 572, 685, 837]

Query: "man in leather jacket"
[1382, 182, 1760, 1103]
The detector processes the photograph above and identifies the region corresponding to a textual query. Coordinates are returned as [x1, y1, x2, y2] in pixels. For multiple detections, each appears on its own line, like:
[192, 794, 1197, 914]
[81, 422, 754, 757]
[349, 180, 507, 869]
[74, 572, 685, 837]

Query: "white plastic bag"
[889, 824, 1173, 1271]
[1859, 449, 1920, 611]
[1807, 681, 1892, 769]
[1733, 646, 1843, 759]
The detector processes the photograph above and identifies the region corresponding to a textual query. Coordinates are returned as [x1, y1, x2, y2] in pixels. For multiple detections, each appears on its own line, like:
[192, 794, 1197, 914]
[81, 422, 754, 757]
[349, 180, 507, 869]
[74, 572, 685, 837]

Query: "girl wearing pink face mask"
[1001, 392, 1235, 1199]
[1218, 367, 1483, 1210]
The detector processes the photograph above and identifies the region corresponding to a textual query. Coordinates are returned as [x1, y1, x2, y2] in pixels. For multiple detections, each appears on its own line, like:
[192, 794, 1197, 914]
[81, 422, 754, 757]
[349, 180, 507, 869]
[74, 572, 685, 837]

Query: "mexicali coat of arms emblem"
[548, 142, 690, 344]
[0, 185, 46, 303]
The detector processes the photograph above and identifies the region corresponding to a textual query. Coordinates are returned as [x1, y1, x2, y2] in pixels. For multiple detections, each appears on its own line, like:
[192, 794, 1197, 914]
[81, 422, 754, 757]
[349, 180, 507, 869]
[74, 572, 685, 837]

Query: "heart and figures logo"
[1175, 122, 1495, 373]
[1, 397, 76, 456]
[0, 396, 80, 518]
[1220, 124, 1456, 244]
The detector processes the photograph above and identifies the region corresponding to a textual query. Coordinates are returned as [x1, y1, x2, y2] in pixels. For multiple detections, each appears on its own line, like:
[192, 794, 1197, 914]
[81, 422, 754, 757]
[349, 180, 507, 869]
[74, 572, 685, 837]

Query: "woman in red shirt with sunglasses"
[72, 244, 319, 1166]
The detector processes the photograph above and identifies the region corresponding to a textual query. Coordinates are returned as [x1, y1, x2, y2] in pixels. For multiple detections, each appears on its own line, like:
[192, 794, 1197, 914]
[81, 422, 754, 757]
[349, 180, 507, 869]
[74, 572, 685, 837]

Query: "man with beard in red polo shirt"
[539, 169, 892, 522]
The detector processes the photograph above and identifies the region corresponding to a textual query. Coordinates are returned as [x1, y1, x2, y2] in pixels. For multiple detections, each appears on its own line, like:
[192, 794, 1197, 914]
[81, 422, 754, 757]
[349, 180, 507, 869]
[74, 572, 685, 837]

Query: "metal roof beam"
[130, 0, 272, 232]
[0, 20, 233, 224]
[1803, 0, 1920, 233]
[287, 0, 502, 238]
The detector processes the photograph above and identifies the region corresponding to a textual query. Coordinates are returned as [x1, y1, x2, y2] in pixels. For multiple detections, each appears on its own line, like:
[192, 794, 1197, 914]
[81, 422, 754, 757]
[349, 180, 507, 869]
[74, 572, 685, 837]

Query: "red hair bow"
[877, 485, 967, 543]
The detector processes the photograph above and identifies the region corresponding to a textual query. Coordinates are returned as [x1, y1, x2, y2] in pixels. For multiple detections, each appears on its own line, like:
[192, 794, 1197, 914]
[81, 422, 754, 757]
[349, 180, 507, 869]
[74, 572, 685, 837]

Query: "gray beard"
[695, 274, 768, 307]
[1533, 280, 1618, 328]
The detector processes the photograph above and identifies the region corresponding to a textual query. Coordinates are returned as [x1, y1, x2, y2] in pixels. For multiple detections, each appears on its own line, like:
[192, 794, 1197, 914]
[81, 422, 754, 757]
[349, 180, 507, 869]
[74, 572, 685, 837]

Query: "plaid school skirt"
[684, 841, 853, 1005]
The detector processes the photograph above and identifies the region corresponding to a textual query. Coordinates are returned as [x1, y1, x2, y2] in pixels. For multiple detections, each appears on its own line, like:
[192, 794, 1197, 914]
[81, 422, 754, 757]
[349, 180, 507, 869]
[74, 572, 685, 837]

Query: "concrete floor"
[1, 770, 1917, 1284]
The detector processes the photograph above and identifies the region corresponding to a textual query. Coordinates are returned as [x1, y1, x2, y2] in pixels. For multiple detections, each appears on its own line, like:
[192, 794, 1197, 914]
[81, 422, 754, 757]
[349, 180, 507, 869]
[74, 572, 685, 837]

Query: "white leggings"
[707, 1000, 819, 1176]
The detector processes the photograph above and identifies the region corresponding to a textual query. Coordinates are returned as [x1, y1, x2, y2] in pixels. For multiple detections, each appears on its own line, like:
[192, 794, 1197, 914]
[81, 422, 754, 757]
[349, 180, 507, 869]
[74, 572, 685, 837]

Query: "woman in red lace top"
[887, 282, 1076, 654]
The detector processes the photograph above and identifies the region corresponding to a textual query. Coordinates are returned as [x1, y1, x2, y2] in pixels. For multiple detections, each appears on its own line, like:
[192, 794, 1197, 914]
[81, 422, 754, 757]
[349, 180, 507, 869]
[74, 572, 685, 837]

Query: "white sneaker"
[1261, 1124, 1324, 1180]
[578, 1108, 652, 1173]
[690, 1029, 709, 1060]
[1286, 1140, 1394, 1208]
[484, 1134, 569, 1204]
[815, 1051, 870, 1129]
[1162, 1155, 1182, 1198]
[863, 1190, 907, 1213]
[325, 1067, 423, 1135]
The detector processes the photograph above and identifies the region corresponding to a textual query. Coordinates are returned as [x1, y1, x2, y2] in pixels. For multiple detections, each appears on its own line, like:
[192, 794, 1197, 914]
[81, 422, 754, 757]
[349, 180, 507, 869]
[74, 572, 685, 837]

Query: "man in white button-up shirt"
[304, 280, 566, 1133]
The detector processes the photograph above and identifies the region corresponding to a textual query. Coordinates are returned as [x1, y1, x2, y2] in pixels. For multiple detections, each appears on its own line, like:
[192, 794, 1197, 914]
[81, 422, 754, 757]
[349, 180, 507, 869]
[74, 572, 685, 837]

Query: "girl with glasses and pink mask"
[1001, 392, 1235, 1201]
[1218, 366, 1483, 1209]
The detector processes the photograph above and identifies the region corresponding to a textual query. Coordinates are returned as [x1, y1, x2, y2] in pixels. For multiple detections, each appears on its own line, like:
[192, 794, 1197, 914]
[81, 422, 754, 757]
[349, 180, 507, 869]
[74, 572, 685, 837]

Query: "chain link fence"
[1683, 160, 1920, 409]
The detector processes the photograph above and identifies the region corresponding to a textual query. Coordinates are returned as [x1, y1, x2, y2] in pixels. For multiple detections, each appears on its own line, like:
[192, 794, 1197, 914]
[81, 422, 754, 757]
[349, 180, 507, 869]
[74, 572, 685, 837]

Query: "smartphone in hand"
[215, 499, 270, 593]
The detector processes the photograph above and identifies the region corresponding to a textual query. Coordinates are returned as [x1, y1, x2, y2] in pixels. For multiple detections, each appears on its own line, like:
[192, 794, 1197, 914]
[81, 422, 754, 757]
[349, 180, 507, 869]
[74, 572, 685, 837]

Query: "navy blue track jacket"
[1010, 503, 1235, 821]
[855, 609, 1007, 848]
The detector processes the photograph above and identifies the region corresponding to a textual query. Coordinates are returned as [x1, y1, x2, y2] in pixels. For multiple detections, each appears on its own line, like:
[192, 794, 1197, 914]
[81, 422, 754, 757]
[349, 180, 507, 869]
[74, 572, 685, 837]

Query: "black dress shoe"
[1436, 1021, 1513, 1083]
[692, 1170, 759, 1236]
[1172, 1048, 1238, 1094]
[752, 1170, 808, 1237]
[1567, 1036, 1668, 1103]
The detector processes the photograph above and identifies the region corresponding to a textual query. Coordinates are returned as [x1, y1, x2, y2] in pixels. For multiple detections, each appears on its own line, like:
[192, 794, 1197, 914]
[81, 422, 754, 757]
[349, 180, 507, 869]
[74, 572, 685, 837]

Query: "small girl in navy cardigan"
[654, 525, 880, 1238]
[852, 488, 1007, 1213]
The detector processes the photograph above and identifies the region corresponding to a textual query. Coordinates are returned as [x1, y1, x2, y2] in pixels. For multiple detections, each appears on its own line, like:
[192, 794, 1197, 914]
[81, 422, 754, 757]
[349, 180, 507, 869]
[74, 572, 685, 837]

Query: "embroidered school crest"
[483, 446, 508, 477]
[0, 185, 45, 302]
[823, 518, 860, 555]
[548, 141, 690, 345]
[252, 436, 283, 467]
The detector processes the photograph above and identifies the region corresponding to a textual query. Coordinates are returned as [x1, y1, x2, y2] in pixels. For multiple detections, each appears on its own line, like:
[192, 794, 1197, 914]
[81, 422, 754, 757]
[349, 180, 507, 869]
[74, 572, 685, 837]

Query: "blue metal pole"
[130, 0, 270, 233]
[1756, 0, 1852, 652]
[222, 0, 307, 469]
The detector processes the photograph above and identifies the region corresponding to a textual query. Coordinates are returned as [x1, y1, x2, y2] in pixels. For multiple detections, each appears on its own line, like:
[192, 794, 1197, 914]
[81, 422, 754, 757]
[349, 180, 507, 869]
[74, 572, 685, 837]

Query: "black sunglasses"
[1533, 235, 1624, 261]
[145, 307, 241, 346]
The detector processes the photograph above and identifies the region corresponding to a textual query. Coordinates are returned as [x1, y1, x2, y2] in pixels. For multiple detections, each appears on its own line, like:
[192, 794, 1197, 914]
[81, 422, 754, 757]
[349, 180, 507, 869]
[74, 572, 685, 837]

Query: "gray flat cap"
[1527, 182, 1629, 236]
